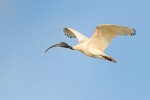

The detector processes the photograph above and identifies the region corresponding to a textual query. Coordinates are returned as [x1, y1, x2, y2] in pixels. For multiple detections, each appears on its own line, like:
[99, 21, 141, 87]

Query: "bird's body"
[45, 24, 136, 63]
[72, 41, 103, 57]
[72, 39, 116, 62]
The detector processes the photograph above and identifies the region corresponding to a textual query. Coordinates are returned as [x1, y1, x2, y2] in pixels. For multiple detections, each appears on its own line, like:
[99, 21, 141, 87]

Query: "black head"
[59, 42, 72, 48]
[45, 42, 73, 53]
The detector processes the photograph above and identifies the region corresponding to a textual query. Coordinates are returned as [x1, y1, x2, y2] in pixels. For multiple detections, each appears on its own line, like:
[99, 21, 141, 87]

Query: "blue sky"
[0, 0, 150, 100]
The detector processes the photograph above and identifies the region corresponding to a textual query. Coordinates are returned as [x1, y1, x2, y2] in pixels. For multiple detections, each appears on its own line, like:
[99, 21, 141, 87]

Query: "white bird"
[45, 24, 136, 63]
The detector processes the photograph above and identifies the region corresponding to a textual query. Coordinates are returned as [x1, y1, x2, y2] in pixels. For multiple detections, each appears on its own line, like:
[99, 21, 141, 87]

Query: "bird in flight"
[45, 24, 136, 63]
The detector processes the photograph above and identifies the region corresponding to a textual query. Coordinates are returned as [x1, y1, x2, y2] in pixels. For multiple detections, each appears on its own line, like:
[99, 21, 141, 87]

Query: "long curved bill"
[45, 43, 62, 53]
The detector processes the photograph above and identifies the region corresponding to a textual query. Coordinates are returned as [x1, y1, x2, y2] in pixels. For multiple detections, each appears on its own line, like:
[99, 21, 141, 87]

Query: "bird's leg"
[101, 55, 117, 63]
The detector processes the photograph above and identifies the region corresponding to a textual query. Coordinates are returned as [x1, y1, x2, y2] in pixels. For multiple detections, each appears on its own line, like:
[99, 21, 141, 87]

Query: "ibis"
[45, 24, 136, 63]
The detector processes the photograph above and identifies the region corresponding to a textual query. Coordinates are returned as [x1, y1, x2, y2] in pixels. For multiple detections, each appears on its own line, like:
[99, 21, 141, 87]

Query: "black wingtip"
[131, 28, 136, 36]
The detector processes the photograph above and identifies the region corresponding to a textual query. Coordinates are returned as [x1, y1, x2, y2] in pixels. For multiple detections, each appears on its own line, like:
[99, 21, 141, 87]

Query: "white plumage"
[46, 24, 136, 63]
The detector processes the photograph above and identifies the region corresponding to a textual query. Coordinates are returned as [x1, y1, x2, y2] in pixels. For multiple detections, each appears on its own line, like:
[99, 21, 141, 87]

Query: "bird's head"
[45, 42, 73, 53]
[59, 42, 72, 49]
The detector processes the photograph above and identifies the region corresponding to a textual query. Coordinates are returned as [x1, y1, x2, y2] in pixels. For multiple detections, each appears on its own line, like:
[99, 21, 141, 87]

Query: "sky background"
[0, 0, 150, 100]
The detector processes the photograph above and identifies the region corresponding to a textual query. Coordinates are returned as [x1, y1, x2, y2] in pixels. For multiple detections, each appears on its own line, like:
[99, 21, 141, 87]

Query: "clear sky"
[0, 0, 150, 100]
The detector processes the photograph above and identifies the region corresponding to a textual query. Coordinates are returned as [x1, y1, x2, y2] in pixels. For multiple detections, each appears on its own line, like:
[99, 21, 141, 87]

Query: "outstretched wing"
[63, 28, 89, 43]
[88, 24, 136, 52]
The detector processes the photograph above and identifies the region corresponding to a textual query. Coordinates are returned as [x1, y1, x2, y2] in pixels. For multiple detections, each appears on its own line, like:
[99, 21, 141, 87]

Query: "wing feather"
[63, 28, 89, 43]
[88, 24, 136, 52]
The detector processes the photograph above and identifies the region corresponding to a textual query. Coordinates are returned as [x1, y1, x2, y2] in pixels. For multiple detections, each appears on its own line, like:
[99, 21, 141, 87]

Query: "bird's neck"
[64, 45, 73, 50]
